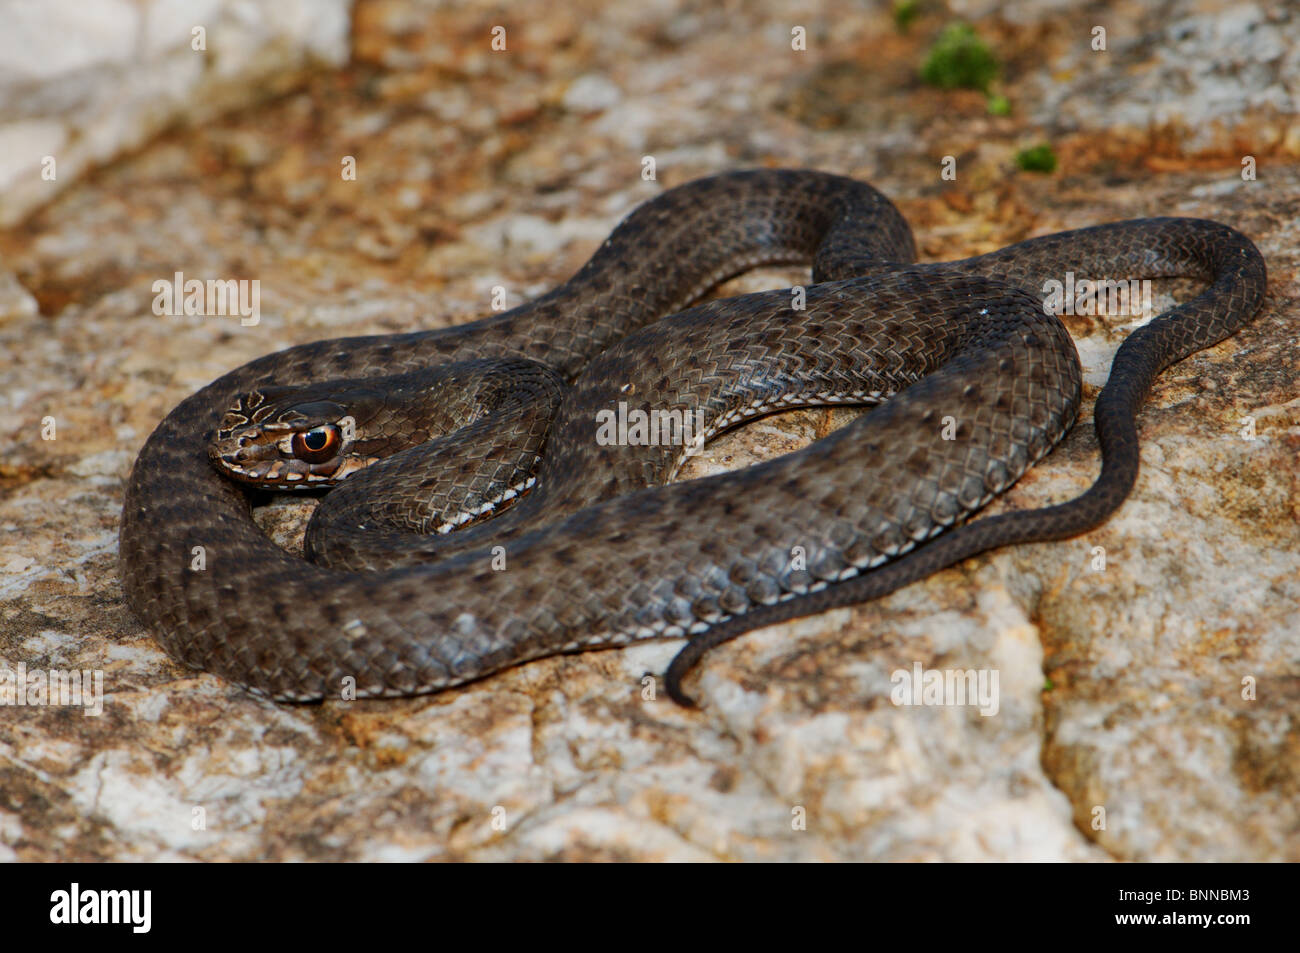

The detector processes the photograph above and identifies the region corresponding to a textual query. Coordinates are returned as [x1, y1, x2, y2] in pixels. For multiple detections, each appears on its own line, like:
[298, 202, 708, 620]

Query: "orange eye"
[291, 425, 342, 463]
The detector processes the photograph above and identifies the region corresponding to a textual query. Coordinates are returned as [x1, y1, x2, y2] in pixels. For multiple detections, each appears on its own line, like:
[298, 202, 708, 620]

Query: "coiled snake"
[118, 170, 1267, 705]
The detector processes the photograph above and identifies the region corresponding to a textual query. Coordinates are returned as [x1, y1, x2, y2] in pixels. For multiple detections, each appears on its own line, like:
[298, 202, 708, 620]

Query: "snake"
[118, 169, 1267, 705]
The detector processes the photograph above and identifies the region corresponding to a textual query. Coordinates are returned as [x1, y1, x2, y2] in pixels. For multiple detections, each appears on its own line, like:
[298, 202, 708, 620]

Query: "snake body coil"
[118, 170, 1267, 704]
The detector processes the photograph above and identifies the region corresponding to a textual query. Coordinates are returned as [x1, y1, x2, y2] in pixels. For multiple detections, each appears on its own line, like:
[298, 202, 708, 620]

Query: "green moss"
[920, 23, 998, 92]
[1015, 144, 1058, 173]
[985, 93, 1011, 116]
[893, 0, 921, 32]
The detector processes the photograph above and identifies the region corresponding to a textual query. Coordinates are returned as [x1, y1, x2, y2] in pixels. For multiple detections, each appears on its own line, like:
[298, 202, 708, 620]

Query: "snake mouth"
[209, 440, 379, 488]
[210, 448, 376, 488]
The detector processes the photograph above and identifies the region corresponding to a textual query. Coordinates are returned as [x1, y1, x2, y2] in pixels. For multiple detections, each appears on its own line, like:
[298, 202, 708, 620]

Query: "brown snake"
[118, 169, 1267, 705]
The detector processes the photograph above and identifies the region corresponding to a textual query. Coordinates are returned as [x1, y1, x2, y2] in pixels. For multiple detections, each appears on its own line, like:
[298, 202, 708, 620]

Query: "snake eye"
[291, 425, 342, 463]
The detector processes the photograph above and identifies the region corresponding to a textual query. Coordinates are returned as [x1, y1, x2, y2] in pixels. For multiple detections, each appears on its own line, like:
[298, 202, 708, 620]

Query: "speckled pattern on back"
[117, 170, 1268, 703]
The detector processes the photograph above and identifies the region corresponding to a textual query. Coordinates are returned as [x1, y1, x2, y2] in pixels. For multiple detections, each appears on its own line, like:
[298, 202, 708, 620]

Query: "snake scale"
[118, 169, 1267, 705]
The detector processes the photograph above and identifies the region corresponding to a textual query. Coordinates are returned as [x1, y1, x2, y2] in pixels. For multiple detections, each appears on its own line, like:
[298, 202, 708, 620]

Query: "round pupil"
[304, 429, 330, 451]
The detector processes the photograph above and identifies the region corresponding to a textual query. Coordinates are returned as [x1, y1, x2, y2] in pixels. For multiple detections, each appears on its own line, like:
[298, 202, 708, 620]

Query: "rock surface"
[0, 0, 352, 225]
[0, 0, 1296, 861]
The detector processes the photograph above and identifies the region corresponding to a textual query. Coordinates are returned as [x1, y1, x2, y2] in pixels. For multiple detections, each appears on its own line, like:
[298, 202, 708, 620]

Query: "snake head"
[209, 385, 378, 488]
